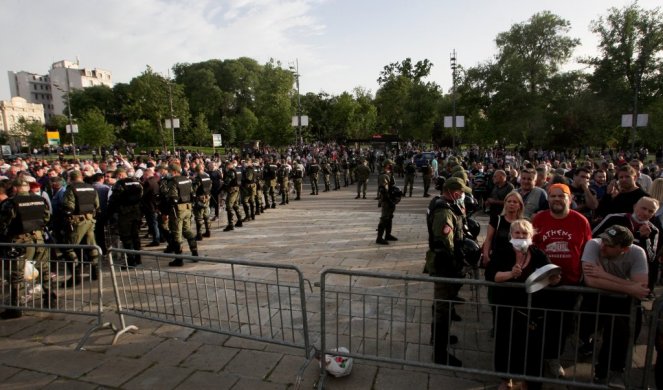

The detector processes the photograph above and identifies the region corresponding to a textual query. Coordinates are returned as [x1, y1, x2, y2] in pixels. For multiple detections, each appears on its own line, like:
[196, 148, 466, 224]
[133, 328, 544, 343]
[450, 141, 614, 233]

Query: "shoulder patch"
[442, 225, 452, 235]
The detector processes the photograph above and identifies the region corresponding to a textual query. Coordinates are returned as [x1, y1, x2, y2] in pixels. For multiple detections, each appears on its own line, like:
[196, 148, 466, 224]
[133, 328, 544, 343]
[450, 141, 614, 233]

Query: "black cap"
[599, 225, 634, 247]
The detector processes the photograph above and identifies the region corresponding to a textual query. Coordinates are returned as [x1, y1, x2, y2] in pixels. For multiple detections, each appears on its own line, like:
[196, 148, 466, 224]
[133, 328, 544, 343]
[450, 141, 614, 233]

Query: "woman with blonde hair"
[485, 219, 560, 390]
[482, 190, 525, 266]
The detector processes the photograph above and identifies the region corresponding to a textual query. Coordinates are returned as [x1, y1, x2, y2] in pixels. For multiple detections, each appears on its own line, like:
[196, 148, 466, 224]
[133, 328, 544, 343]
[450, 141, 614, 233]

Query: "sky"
[1, 0, 661, 101]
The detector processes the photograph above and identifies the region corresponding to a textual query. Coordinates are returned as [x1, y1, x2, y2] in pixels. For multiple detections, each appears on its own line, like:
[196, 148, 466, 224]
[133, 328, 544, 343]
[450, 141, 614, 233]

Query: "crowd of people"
[0, 142, 662, 388]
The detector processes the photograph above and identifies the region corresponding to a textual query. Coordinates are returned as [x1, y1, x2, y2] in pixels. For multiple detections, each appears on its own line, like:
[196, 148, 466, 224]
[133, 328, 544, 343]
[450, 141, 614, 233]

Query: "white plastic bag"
[321, 347, 353, 377]
[24, 260, 39, 282]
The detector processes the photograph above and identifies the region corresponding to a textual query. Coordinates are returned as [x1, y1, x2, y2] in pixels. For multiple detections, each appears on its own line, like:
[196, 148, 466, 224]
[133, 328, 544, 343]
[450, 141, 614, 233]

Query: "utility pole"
[57, 68, 77, 159]
[290, 60, 302, 145]
[450, 50, 458, 150]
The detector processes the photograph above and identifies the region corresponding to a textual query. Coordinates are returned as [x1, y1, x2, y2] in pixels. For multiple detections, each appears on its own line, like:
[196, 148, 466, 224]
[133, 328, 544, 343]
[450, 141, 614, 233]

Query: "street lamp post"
[290, 60, 302, 145]
[450, 50, 458, 150]
[168, 79, 176, 155]
[54, 71, 77, 160]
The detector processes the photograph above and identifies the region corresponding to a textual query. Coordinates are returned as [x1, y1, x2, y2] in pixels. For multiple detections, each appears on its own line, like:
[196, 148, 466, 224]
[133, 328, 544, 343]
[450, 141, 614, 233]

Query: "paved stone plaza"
[0, 175, 658, 389]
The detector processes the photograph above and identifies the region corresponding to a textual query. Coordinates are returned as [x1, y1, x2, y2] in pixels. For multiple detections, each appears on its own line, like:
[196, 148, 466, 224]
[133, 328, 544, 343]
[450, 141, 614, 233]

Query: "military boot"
[242, 205, 251, 221]
[223, 224, 234, 232]
[235, 220, 243, 228]
[195, 221, 204, 240]
[203, 221, 211, 238]
[168, 249, 184, 267]
[376, 224, 389, 245]
[385, 221, 398, 241]
[250, 204, 255, 220]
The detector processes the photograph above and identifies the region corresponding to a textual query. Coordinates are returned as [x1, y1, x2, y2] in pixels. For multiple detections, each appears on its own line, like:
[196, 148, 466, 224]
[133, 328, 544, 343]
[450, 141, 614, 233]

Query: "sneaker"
[607, 371, 625, 389]
[546, 359, 565, 378]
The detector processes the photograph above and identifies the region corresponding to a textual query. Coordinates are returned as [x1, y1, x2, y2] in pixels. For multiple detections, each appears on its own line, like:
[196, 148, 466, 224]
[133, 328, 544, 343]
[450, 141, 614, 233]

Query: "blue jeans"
[145, 211, 160, 243]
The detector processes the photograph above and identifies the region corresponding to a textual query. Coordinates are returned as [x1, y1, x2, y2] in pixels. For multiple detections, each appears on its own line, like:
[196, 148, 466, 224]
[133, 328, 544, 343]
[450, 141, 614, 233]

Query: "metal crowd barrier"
[0, 242, 115, 350]
[318, 268, 648, 389]
[108, 248, 313, 358]
[643, 297, 662, 389]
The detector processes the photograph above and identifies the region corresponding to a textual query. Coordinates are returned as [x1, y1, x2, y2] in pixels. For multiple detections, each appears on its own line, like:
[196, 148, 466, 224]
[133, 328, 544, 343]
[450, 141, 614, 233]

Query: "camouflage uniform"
[376, 162, 397, 244]
[354, 160, 371, 199]
[424, 178, 470, 366]
[321, 160, 332, 192]
[308, 160, 320, 195]
[62, 172, 100, 283]
[262, 161, 278, 208]
[0, 181, 52, 319]
[192, 167, 213, 239]
[253, 162, 264, 214]
[277, 162, 290, 205]
[292, 161, 305, 200]
[223, 165, 243, 230]
[163, 166, 198, 266]
[421, 160, 434, 197]
[240, 162, 257, 221]
[341, 158, 350, 187]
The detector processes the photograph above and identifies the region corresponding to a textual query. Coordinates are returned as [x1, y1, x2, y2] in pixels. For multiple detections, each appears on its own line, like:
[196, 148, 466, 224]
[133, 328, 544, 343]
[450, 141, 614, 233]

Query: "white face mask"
[456, 192, 466, 205]
[510, 238, 532, 252]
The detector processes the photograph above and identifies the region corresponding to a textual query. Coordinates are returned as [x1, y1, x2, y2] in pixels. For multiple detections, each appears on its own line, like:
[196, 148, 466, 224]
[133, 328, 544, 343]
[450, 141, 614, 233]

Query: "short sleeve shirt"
[581, 238, 648, 280]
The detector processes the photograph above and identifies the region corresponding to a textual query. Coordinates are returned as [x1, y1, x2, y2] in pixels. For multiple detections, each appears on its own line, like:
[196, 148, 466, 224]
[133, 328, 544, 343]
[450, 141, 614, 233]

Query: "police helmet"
[464, 193, 479, 214]
[465, 217, 481, 240]
[460, 238, 482, 267]
[434, 176, 446, 191]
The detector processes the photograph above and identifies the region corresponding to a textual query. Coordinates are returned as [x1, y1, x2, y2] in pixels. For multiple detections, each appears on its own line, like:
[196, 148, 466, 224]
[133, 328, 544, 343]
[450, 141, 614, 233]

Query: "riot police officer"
[253, 160, 264, 214]
[321, 159, 332, 192]
[223, 160, 243, 231]
[62, 170, 100, 285]
[424, 177, 472, 367]
[192, 163, 213, 239]
[240, 159, 257, 221]
[421, 158, 434, 197]
[260, 159, 276, 208]
[308, 159, 320, 195]
[331, 159, 341, 190]
[354, 159, 371, 199]
[108, 168, 143, 267]
[376, 160, 398, 244]
[0, 179, 52, 319]
[404, 159, 417, 197]
[163, 163, 198, 266]
[277, 160, 290, 205]
[292, 159, 305, 200]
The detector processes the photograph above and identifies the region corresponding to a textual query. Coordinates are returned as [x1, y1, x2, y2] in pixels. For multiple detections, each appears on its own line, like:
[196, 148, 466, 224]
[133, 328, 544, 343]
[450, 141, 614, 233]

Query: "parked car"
[414, 152, 436, 169]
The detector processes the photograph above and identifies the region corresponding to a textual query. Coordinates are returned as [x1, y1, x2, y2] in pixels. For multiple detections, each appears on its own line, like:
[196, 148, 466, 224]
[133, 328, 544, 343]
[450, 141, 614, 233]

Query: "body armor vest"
[196, 173, 213, 195]
[10, 194, 46, 235]
[243, 167, 256, 184]
[174, 176, 192, 203]
[224, 169, 239, 187]
[117, 178, 143, 205]
[70, 182, 97, 214]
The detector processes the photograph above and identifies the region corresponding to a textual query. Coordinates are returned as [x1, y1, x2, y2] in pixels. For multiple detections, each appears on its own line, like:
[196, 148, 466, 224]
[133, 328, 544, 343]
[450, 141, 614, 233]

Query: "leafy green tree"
[186, 113, 212, 147]
[584, 3, 663, 148]
[69, 85, 115, 118]
[7, 118, 45, 152]
[77, 108, 116, 154]
[254, 59, 294, 145]
[375, 58, 441, 140]
[123, 66, 190, 150]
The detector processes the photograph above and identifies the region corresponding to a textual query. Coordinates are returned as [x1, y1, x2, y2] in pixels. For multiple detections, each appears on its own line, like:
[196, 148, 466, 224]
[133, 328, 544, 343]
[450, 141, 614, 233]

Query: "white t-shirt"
[581, 238, 648, 280]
